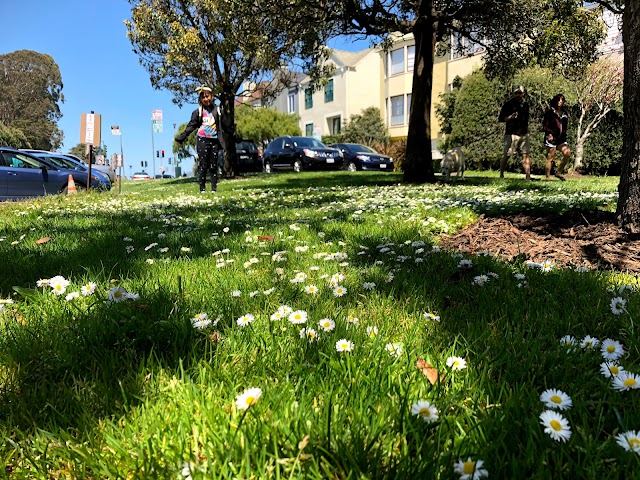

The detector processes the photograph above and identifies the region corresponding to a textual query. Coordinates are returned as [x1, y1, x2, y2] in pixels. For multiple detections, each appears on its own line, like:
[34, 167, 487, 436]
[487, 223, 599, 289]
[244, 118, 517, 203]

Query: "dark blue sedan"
[0, 147, 109, 200]
[329, 143, 394, 172]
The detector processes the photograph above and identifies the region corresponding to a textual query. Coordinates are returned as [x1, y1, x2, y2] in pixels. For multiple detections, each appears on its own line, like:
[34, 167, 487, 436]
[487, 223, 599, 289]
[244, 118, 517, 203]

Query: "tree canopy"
[235, 104, 301, 145]
[319, 0, 604, 183]
[338, 107, 390, 146]
[0, 50, 64, 150]
[126, 0, 332, 176]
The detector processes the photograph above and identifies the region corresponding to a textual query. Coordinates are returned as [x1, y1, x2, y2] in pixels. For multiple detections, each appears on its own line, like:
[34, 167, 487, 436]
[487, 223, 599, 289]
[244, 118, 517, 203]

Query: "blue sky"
[1, 0, 367, 178]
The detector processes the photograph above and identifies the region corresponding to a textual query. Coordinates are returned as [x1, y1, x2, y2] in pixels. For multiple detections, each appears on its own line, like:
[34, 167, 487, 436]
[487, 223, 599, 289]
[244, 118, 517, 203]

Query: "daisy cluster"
[34, 275, 138, 303]
[547, 332, 639, 453]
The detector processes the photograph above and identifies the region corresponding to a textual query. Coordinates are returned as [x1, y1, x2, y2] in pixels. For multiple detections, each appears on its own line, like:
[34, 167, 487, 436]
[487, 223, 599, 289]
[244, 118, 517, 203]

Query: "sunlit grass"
[0, 171, 637, 478]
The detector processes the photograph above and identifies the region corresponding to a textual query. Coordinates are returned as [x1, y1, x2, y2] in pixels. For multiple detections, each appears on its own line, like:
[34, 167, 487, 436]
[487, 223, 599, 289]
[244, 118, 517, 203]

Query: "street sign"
[152, 121, 163, 133]
[152, 109, 163, 121]
[111, 125, 121, 136]
[96, 155, 105, 165]
[115, 154, 123, 168]
[80, 113, 101, 146]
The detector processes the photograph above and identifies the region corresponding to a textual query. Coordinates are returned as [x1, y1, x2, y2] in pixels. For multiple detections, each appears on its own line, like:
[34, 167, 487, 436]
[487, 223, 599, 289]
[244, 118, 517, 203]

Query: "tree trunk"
[403, 1, 436, 184]
[616, 1, 640, 233]
[574, 138, 585, 172]
[219, 92, 237, 178]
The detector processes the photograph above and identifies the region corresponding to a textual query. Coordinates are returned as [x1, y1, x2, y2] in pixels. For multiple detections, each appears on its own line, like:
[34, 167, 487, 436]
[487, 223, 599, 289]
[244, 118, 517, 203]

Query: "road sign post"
[151, 110, 163, 178]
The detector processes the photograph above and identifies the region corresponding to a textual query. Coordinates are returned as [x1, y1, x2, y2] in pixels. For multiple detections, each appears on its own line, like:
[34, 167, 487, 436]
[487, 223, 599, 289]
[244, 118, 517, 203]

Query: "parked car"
[154, 174, 174, 179]
[132, 172, 152, 181]
[0, 147, 109, 199]
[329, 143, 394, 172]
[216, 140, 263, 175]
[27, 151, 111, 190]
[262, 136, 343, 173]
[61, 153, 116, 183]
[234, 140, 262, 173]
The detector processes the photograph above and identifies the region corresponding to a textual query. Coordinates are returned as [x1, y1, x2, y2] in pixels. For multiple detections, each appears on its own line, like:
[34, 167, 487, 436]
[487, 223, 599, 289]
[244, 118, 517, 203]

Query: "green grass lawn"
[0, 171, 637, 479]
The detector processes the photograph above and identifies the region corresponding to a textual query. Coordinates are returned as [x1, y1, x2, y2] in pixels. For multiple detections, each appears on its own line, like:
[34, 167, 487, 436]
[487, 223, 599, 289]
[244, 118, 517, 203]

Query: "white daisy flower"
[80, 282, 97, 296]
[446, 356, 467, 371]
[235, 387, 262, 411]
[612, 372, 640, 392]
[366, 326, 378, 338]
[65, 291, 80, 301]
[335, 339, 354, 352]
[363, 281, 376, 290]
[385, 342, 403, 358]
[300, 328, 318, 342]
[288, 310, 307, 325]
[540, 389, 572, 410]
[610, 296, 627, 315]
[231, 290, 241, 297]
[424, 312, 441, 322]
[304, 284, 319, 295]
[615, 430, 640, 453]
[318, 318, 335, 332]
[411, 400, 439, 423]
[236, 313, 255, 327]
[600, 362, 624, 378]
[453, 457, 489, 480]
[458, 259, 473, 269]
[539, 410, 572, 442]
[601, 338, 624, 361]
[107, 287, 127, 303]
[560, 335, 577, 350]
[333, 285, 347, 297]
[49, 275, 70, 296]
[580, 335, 600, 349]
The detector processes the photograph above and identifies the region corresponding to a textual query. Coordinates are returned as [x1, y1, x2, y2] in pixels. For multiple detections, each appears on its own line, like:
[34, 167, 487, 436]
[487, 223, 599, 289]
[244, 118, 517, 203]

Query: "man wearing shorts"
[498, 85, 532, 180]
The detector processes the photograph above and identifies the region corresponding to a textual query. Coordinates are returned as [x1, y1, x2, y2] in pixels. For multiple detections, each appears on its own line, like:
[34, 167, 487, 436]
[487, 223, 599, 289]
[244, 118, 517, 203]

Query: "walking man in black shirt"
[498, 85, 532, 180]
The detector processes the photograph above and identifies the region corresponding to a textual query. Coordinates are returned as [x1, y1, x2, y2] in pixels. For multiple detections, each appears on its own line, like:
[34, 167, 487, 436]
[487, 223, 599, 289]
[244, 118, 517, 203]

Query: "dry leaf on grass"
[416, 358, 445, 385]
[35, 237, 51, 244]
[257, 235, 275, 241]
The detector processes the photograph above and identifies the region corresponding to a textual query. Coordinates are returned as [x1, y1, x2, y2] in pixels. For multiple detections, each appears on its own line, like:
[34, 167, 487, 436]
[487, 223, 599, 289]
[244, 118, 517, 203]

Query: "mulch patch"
[438, 210, 640, 274]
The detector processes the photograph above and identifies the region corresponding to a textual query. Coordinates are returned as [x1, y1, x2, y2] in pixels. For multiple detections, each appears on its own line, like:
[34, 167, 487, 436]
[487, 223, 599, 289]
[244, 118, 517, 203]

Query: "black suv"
[217, 140, 262, 174]
[262, 136, 343, 173]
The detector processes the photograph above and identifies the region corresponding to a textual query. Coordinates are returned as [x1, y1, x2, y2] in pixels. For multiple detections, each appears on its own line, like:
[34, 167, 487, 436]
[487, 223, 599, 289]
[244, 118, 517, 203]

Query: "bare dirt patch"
[438, 210, 640, 273]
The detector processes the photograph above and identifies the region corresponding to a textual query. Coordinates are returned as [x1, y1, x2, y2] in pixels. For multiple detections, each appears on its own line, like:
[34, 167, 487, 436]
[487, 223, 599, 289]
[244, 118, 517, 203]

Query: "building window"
[407, 45, 415, 72]
[390, 48, 404, 75]
[450, 31, 485, 60]
[406, 94, 412, 123]
[390, 95, 404, 126]
[331, 116, 341, 134]
[324, 79, 334, 103]
[305, 88, 313, 109]
[305, 123, 313, 136]
[288, 91, 296, 113]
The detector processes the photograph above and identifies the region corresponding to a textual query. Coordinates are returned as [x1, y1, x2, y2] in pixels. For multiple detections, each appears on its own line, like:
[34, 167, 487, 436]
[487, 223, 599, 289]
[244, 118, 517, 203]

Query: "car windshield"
[292, 137, 325, 148]
[346, 144, 376, 153]
[41, 155, 83, 170]
[237, 141, 256, 152]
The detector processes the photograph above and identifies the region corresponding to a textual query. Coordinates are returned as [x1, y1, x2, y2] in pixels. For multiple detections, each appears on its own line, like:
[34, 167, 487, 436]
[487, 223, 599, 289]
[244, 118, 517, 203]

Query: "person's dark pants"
[196, 137, 219, 192]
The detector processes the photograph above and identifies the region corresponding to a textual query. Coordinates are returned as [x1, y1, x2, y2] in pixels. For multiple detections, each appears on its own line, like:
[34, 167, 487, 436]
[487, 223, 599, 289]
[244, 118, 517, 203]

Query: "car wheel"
[293, 160, 302, 173]
[346, 162, 357, 172]
[263, 161, 272, 173]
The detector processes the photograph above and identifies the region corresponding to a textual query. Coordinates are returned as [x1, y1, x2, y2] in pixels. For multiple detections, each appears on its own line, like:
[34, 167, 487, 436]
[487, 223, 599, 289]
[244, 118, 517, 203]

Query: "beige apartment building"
[239, 34, 484, 150]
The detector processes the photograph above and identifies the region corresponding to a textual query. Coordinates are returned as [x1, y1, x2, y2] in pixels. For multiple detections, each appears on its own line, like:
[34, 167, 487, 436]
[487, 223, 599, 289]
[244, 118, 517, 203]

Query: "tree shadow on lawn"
[0, 286, 203, 432]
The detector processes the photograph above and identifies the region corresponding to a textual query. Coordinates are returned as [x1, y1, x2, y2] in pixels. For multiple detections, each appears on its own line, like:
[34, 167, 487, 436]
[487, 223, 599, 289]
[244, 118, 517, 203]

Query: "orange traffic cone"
[67, 174, 77, 195]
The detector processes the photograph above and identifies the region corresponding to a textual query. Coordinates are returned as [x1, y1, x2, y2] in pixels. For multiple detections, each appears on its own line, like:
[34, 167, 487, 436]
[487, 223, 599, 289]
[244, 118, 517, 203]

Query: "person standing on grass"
[175, 85, 225, 193]
[498, 85, 532, 180]
[542, 93, 571, 181]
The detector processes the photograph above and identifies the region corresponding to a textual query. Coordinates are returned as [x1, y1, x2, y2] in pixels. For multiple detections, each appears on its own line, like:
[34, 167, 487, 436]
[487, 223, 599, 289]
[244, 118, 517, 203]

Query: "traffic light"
[145, 161, 148, 167]
[156, 150, 159, 158]
[168, 158, 172, 165]
[161, 150, 165, 158]
[140, 161, 144, 167]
